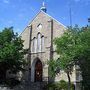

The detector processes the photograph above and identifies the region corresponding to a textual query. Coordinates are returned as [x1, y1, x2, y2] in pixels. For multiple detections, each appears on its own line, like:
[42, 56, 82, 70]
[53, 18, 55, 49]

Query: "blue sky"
[0, 0, 90, 33]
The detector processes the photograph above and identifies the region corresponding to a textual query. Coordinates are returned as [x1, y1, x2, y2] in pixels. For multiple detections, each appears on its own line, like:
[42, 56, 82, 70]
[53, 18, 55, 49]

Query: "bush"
[43, 80, 75, 90]
[55, 80, 68, 90]
[5, 78, 20, 88]
[43, 82, 57, 90]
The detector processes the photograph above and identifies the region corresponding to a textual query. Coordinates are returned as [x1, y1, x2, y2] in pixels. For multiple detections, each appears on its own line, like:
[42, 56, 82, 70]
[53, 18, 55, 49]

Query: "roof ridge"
[20, 10, 67, 36]
[41, 11, 66, 28]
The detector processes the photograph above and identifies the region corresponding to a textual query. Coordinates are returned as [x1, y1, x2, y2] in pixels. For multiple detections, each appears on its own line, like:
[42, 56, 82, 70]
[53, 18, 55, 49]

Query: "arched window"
[37, 33, 41, 52]
[37, 24, 42, 30]
[31, 39, 34, 53]
[32, 37, 37, 53]
[41, 36, 44, 52]
[34, 37, 37, 53]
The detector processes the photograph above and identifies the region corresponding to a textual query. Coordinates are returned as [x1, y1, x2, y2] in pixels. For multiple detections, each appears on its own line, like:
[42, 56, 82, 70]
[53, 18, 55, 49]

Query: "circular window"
[37, 24, 42, 30]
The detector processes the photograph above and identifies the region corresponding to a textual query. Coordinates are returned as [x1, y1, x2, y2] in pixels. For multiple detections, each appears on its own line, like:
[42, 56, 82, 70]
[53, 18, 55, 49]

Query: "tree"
[53, 26, 90, 90]
[48, 59, 57, 82]
[0, 27, 26, 86]
[77, 27, 90, 90]
[54, 28, 77, 90]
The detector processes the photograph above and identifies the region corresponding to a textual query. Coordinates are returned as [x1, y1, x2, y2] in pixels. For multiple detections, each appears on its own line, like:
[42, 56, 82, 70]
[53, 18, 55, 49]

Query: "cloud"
[74, 0, 90, 6]
[3, 0, 10, 4]
[74, 0, 81, 2]
[45, 0, 50, 3]
[15, 28, 22, 35]
[84, 0, 90, 6]
[15, 28, 21, 32]
[30, 7, 36, 12]
[7, 20, 13, 24]
[18, 13, 25, 19]
[74, 0, 90, 4]
[62, 17, 67, 20]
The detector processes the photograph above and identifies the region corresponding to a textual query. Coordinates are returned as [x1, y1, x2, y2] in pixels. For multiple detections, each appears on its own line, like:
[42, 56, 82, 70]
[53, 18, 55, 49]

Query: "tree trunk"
[67, 72, 71, 90]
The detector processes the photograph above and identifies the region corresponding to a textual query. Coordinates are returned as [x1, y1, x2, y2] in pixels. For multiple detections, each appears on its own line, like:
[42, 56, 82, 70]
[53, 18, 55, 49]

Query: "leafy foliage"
[44, 80, 75, 90]
[53, 26, 90, 90]
[48, 60, 57, 79]
[0, 27, 26, 86]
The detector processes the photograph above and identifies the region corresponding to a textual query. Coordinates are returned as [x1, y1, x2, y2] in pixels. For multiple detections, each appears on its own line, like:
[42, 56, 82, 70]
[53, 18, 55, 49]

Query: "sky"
[0, 0, 90, 33]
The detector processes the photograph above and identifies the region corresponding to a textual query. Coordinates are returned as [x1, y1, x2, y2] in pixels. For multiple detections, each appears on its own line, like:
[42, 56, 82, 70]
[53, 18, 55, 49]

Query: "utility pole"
[70, 7, 72, 28]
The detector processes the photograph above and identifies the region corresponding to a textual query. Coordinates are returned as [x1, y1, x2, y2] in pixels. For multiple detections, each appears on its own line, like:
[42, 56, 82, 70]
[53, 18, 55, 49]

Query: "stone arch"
[31, 57, 43, 82]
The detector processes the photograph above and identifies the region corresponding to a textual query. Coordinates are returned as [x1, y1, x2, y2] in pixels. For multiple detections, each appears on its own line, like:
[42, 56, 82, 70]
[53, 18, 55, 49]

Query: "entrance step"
[13, 82, 45, 90]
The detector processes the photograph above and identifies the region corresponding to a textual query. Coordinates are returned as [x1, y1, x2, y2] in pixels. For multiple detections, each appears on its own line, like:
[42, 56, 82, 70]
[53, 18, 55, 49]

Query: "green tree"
[0, 27, 26, 85]
[77, 27, 90, 90]
[48, 59, 57, 81]
[53, 26, 90, 90]
[54, 28, 77, 90]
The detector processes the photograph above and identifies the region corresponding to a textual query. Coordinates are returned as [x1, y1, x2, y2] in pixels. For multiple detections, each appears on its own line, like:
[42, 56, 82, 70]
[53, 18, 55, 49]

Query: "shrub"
[44, 80, 75, 90]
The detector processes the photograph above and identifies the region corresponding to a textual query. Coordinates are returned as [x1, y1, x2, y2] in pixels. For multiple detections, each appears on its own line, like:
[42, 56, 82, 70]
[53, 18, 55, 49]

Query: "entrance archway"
[35, 60, 42, 82]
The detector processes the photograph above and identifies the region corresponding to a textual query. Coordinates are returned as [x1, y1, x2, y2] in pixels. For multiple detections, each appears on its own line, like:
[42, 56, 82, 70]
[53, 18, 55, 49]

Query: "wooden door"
[35, 60, 42, 82]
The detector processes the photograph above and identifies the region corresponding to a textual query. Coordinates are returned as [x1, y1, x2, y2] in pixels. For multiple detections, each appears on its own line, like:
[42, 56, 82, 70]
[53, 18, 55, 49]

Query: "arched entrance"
[35, 60, 42, 82]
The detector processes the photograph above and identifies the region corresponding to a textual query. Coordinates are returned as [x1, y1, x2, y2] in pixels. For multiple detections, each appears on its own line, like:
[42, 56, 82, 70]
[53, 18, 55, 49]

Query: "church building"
[20, 2, 81, 90]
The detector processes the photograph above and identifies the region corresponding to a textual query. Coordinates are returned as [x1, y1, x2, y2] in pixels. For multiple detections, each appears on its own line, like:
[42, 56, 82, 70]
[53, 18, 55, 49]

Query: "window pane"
[37, 24, 42, 30]
[32, 37, 37, 53]
[37, 33, 41, 52]
[41, 36, 44, 52]
[34, 38, 37, 53]
[32, 39, 34, 53]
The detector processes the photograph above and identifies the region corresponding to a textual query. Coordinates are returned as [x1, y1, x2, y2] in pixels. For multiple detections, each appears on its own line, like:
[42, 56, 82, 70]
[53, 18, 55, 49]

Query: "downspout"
[28, 25, 32, 69]
[48, 19, 54, 82]
[50, 19, 54, 60]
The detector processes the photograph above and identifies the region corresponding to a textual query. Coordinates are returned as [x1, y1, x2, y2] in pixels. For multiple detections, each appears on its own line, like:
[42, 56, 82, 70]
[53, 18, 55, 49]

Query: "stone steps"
[12, 70, 45, 90]
[13, 82, 44, 90]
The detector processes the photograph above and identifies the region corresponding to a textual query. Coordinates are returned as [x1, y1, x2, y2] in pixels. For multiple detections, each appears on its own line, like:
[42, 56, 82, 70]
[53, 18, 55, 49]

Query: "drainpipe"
[28, 25, 32, 68]
[49, 19, 54, 60]
[47, 19, 54, 82]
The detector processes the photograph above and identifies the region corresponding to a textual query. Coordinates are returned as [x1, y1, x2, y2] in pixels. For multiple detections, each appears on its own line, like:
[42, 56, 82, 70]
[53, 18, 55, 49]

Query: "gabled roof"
[28, 10, 66, 28]
[20, 10, 66, 35]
